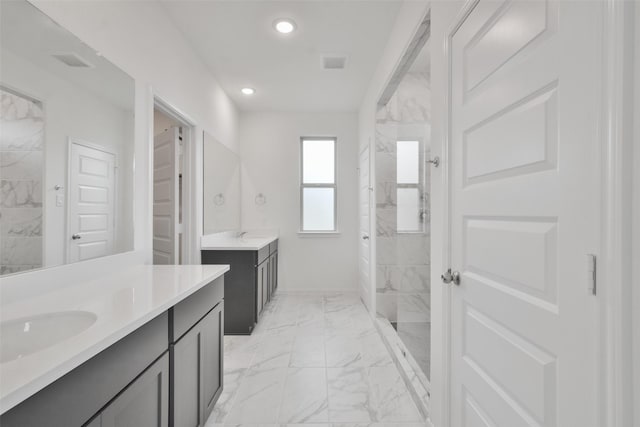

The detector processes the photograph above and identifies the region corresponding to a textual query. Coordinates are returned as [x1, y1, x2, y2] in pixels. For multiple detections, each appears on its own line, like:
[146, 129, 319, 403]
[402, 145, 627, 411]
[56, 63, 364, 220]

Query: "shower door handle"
[441, 268, 460, 285]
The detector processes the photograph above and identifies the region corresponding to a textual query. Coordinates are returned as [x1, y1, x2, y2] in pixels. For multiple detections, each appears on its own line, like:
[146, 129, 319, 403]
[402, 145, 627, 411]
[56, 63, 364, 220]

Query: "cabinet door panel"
[273, 253, 278, 292]
[173, 305, 224, 427]
[263, 261, 269, 306]
[173, 326, 202, 427]
[270, 254, 276, 296]
[257, 263, 264, 317]
[100, 353, 169, 427]
[202, 304, 224, 420]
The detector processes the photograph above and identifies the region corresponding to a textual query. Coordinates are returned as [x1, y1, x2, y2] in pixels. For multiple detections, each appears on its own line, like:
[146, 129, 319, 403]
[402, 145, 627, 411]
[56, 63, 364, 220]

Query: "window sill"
[297, 231, 341, 237]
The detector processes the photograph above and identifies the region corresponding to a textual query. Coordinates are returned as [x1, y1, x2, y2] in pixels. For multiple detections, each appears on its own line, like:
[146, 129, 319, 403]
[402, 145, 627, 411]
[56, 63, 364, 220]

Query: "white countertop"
[201, 232, 278, 251]
[0, 264, 229, 414]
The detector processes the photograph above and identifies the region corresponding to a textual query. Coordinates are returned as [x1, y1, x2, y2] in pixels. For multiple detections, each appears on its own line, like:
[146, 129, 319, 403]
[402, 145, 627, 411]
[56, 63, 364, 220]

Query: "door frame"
[66, 138, 117, 264]
[358, 143, 374, 312]
[431, 1, 636, 426]
[597, 0, 636, 425]
[151, 93, 198, 265]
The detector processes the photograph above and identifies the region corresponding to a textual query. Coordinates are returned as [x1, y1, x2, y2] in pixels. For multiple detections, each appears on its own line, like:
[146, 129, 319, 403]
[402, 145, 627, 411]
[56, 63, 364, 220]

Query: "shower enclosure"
[374, 40, 432, 397]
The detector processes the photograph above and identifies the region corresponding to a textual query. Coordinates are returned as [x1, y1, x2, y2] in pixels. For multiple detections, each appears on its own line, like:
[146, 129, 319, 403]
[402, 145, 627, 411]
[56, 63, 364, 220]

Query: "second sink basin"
[0, 311, 97, 363]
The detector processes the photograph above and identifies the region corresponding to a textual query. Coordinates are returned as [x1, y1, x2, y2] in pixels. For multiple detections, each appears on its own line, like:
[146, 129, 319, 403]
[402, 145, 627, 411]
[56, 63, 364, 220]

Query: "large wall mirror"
[203, 132, 240, 234]
[0, 1, 135, 275]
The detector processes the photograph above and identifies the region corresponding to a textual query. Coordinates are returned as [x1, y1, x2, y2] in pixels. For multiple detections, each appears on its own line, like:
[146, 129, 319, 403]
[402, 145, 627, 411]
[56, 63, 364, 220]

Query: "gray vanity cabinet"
[201, 239, 278, 335]
[88, 353, 169, 427]
[0, 276, 225, 427]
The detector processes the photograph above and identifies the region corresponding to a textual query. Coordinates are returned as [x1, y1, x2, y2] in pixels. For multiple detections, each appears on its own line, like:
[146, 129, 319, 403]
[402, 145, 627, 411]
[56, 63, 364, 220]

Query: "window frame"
[299, 136, 338, 233]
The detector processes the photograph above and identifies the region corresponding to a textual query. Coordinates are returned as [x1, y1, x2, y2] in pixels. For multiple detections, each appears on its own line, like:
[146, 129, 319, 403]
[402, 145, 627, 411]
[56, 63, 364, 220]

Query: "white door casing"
[447, 1, 601, 426]
[68, 141, 116, 263]
[359, 145, 372, 310]
[153, 127, 179, 264]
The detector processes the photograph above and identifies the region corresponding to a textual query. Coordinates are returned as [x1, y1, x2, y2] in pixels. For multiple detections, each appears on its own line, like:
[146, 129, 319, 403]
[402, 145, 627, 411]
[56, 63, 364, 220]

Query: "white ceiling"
[159, 0, 403, 112]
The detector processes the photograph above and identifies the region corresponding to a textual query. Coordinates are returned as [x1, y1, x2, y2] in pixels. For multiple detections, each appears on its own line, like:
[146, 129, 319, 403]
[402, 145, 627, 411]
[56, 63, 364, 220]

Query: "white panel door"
[449, 1, 600, 426]
[359, 145, 372, 309]
[153, 128, 179, 264]
[68, 142, 116, 263]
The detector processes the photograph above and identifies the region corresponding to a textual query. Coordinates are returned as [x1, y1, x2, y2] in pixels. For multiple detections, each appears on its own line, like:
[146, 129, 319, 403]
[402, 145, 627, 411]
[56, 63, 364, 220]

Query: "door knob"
[362, 235, 369, 240]
[441, 268, 460, 285]
[71, 234, 81, 240]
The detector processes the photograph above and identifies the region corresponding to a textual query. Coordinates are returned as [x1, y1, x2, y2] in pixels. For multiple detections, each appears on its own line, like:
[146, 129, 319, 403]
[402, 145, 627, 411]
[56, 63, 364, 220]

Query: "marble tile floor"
[206, 292, 427, 427]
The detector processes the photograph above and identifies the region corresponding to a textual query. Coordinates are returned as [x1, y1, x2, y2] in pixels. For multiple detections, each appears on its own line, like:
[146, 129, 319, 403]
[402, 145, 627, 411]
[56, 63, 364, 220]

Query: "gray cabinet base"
[201, 243, 277, 336]
[201, 250, 257, 334]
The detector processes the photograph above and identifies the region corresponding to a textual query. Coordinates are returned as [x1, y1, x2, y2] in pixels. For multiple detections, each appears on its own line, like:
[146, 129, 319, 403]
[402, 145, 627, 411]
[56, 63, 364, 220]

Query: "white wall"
[357, 0, 430, 312]
[1, 47, 133, 267]
[240, 112, 359, 292]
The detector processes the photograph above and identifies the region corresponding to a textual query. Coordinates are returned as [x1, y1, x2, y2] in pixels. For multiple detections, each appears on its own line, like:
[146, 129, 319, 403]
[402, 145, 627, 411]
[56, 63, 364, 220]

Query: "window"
[300, 137, 337, 232]
[396, 140, 423, 232]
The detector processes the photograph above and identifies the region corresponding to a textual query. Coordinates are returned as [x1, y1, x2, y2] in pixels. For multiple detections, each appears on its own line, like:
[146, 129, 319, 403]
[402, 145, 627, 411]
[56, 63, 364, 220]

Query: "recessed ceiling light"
[273, 18, 296, 34]
[241, 87, 255, 96]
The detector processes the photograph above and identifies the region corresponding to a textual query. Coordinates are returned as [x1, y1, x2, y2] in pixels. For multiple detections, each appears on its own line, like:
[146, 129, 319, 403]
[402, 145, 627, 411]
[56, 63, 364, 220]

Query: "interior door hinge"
[587, 254, 596, 295]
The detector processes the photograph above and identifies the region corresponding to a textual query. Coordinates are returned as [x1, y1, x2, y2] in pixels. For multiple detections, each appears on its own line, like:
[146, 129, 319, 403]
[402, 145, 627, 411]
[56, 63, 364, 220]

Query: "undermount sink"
[0, 311, 97, 363]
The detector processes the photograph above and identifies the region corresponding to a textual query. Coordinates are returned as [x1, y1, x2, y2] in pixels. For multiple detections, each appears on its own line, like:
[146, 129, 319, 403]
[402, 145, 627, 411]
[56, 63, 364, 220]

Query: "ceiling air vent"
[322, 55, 347, 70]
[52, 52, 94, 68]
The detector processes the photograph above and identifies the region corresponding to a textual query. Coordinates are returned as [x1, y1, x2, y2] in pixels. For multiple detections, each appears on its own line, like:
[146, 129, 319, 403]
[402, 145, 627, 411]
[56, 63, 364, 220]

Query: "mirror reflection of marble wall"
[0, 89, 44, 274]
[0, 0, 135, 275]
[203, 132, 240, 234]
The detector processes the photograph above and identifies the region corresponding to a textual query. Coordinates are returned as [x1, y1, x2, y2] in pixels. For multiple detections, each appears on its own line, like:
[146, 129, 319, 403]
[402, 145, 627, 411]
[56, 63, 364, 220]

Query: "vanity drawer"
[170, 276, 224, 342]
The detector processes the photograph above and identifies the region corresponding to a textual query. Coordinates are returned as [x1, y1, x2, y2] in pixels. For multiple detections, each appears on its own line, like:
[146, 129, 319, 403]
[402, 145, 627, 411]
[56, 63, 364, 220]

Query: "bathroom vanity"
[201, 234, 278, 335]
[0, 265, 228, 427]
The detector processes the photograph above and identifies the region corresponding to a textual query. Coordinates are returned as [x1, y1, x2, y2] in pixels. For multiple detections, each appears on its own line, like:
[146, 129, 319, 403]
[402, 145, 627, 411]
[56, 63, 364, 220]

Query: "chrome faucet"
[236, 231, 247, 238]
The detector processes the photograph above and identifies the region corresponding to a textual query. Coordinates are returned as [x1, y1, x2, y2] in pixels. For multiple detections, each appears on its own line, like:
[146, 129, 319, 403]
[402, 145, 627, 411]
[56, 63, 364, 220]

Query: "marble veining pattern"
[375, 318, 431, 420]
[206, 293, 426, 427]
[374, 71, 431, 382]
[0, 88, 44, 275]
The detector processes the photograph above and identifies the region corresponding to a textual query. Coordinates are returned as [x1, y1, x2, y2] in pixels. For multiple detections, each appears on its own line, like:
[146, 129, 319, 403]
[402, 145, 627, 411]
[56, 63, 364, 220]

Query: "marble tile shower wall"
[375, 72, 431, 377]
[0, 88, 44, 275]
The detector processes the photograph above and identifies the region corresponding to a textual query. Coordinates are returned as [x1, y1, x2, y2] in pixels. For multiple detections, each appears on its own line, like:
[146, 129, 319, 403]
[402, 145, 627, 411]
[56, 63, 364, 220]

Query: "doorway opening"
[152, 100, 193, 265]
[373, 11, 431, 417]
